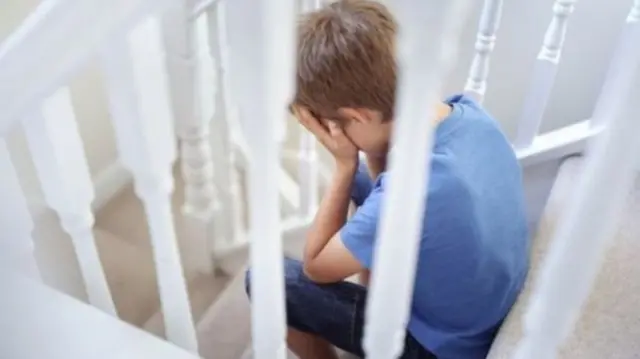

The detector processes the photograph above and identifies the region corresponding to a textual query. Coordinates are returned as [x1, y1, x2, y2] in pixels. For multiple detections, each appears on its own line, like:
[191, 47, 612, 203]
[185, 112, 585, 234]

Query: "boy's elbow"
[302, 260, 334, 284]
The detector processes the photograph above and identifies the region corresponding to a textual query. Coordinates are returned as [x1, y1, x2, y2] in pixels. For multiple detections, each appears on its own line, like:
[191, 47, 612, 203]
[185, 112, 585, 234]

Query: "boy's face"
[334, 107, 391, 157]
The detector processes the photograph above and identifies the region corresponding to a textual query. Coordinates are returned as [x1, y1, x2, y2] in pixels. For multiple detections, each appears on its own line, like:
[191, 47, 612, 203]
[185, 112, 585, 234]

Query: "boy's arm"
[350, 153, 384, 287]
[303, 164, 364, 283]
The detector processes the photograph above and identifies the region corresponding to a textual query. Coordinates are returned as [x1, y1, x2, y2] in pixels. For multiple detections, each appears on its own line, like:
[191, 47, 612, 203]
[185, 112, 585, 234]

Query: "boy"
[245, 1, 529, 358]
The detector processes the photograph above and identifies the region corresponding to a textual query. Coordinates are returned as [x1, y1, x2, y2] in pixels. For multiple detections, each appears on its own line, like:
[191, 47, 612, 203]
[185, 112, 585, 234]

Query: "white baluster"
[591, 0, 640, 128]
[162, 0, 215, 276]
[0, 0, 175, 133]
[300, 0, 319, 12]
[297, 0, 321, 220]
[514, 0, 577, 150]
[23, 89, 116, 315]
[514, 49, 640, 359]
[232, 0, 296, 356]
[100, 17, 197, 352]
[363, 1, 473, 358]
[0, 140, 41, 279]
[463, 0, 504, 103]
[298, 134, 319, 218]
[206, 1, 246, 246]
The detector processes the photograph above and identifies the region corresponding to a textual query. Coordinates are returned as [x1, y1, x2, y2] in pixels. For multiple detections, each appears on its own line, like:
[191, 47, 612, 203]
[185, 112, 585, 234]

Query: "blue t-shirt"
[341, 94, 529, 359]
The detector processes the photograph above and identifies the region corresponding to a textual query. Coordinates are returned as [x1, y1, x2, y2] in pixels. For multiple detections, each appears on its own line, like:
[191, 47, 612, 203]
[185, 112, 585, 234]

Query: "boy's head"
[292, 0, 396, 156]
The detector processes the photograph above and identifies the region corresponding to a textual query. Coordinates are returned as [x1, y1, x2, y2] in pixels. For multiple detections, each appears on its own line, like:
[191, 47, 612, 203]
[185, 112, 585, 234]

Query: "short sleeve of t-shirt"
[341, 179, 383, 269]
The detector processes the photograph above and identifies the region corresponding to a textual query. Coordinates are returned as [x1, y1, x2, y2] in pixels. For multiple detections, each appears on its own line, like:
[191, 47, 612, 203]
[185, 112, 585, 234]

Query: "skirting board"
[91, 161, 132, 211]
[25, 160, 132, 217]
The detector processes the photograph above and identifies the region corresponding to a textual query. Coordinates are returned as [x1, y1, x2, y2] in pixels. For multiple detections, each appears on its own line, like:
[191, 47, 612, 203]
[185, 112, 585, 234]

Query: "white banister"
[513, 52, 640, 359]
[590, 0, 640, 128]
[463, 0, 504, 103]
[363, 1, 473, 358]
[235, 0, 296, 356]
[297, 0, 321, 218]
[100, 17, 197, 352]
[513, 0, 577, 150]
[298, 133, 319, 218]
[162, 0, 216, 276]
[0, 140, 41, 280]
[0, 0, 171, 135]
[206, 0, 246, 246]
[23, 88, 117, 316]
[192, 0, 221, 20]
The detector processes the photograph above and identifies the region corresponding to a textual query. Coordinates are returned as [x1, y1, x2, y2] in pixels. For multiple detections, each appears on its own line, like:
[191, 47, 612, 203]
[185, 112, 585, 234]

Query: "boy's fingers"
[328, 121, 343, 136]
[296, 107, 330, 141]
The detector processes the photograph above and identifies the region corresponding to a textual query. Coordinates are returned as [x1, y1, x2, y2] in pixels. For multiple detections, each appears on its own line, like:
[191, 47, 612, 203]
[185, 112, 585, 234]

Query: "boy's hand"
[296, 107, 358, 170]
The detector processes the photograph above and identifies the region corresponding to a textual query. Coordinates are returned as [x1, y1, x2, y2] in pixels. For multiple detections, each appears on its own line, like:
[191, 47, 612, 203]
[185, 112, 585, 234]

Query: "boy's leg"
[286, 326, 338, 359]
[245, 258, 367, 358]
[244, 258, 437, 359]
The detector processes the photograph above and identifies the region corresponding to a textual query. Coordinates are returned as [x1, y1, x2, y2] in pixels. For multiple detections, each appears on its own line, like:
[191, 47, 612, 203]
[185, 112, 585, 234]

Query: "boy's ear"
[337, 107, 380, 124]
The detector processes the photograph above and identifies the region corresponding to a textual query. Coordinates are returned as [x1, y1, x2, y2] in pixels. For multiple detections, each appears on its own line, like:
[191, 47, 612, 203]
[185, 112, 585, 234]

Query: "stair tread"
[31, 208, 159, 327]
[489, 157, 640, 359]
[94, 227, 160, 327]
[197, 269, 251, 359]
[144, 271, 231, 338]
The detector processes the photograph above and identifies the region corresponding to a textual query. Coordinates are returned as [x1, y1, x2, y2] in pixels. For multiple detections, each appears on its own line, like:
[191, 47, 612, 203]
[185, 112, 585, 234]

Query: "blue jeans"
[245, 258, 436, 359]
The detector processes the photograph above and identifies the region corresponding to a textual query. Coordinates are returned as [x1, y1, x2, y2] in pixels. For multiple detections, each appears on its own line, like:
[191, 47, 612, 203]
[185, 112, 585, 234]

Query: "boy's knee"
[244, 258, 307, 300]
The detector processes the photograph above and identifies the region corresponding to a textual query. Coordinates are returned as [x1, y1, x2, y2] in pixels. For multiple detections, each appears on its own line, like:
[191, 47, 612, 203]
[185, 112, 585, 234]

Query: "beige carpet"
[488, 156, 640, 359]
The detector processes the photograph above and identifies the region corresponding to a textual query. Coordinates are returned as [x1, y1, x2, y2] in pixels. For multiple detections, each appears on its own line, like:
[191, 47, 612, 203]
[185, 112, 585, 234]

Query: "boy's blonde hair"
[293, 0, 397, 122]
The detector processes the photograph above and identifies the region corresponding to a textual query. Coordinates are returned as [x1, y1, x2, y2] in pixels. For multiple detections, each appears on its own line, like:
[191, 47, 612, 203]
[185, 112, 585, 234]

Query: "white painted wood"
[515, 119, 601, 167]
[0, 140, 41, 280]
[0, 0, 171, 136]
[591, 0, 640, 128]
[463, 0, 504, 103]
[296, 0, 321, 219]
[100, 17, 197, 352]
[231, 0, 297, 357]
[363, 1, 473, 358]
[300, 0, 321, 12]
[91, 160, 132, 211]
[162, 1, 216, 275]
[191, 0, 221, 19]
[513, 53, 640, 359]
[235, 134, 302, 215]
[23, 88, 117, 316]
[0, 273, 200, 359]
[206, 1, 246, 246]
[513, 0, 577, 150]
[298, 133, 319, 217]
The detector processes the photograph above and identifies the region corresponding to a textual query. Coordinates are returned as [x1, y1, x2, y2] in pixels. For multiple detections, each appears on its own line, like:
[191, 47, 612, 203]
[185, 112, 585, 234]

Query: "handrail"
[0, 0, 172, 136]
[191, 0, 221, 19]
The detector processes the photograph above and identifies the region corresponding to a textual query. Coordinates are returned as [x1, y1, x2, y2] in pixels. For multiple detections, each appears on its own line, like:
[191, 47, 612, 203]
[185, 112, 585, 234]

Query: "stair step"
[197, 269, 251, 359]
[488, 156, 640, 358]
[31, 208, 160, 327]
[95, 228, 160, 326]
[143, 271, 231, 339]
